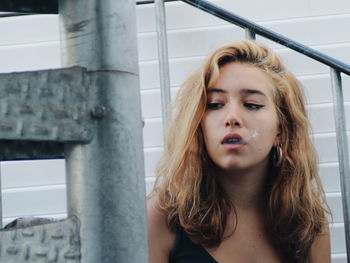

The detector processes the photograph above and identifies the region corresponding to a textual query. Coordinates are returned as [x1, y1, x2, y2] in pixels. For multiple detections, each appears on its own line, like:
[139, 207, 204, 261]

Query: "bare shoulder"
[308, 225, 331, 263]
[147, 196, 176, 263]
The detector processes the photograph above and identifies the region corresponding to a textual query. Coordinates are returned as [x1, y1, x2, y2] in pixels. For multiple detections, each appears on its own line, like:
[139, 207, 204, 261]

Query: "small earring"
[273, 145, 283, 167]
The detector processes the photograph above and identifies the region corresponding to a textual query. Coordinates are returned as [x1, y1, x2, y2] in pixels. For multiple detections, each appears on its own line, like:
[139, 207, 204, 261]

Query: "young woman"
[148, 41, 330, 263]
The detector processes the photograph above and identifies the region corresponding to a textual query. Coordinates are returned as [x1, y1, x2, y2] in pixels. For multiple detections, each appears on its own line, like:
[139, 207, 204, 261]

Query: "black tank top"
[169, 226, 217, 263]
[169, 226, 305, 263]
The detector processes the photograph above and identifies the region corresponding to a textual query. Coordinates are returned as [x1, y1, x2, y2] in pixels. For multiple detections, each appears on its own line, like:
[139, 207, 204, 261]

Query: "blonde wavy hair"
[151, 40, 329, 262]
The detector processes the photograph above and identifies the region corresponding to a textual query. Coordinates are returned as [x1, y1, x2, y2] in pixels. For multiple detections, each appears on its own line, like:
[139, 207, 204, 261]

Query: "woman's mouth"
[221, 133, 246, 149]
[224, 138, 242, 144]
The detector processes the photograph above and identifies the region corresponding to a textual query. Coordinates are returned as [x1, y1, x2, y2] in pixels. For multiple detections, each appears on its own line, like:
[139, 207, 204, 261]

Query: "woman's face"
[200, 62, 280, 174]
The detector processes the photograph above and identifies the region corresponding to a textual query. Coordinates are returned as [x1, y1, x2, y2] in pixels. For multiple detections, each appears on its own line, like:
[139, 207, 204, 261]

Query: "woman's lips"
[222, 143, 245, 150]
[221, 133, 246, 150]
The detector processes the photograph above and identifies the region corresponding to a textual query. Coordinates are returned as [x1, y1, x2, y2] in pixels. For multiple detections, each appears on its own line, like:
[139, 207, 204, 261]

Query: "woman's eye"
[244, 103, 264, 110]
[207, 102, 224, 110]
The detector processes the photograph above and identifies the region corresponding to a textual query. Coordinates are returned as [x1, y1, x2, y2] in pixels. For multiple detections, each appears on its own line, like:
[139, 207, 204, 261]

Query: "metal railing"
[154, 0, 172, 137]
[152, 0, 350, 262]
[137, 0, 178, 4]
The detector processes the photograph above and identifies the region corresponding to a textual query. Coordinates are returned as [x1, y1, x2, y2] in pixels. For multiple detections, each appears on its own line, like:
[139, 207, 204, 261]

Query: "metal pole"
[59, 1, 148, 262]
[154, 0, 172, 140]
[330, 68, 350, 263]
[0, 163, 2, 228]
[245, 28, 256, 40]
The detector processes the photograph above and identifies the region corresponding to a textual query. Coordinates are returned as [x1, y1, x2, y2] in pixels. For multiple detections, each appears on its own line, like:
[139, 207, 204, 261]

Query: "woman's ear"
[274, 125, 282, 146]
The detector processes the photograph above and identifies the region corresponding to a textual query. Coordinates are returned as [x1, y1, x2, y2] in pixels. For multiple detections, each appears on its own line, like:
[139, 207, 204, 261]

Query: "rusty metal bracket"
[0, 66, 93, 160]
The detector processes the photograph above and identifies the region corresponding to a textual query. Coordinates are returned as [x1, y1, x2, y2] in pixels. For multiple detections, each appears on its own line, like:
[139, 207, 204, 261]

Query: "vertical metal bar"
[59, 1, 148, 262]
[0, 163, 2, 228]
[245, 28, 256, 40]
[330, 68, 350, 262]
[154, 0, 172, 140]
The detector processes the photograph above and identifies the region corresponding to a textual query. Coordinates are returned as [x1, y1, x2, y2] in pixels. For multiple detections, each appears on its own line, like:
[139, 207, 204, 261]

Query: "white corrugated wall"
[0, 0, 349, 261]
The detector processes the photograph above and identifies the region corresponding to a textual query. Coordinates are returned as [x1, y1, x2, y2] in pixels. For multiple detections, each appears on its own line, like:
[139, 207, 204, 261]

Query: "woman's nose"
[224, 103, 242, 127]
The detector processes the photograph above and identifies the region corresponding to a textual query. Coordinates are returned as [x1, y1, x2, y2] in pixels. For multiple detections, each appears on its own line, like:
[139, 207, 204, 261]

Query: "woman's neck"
[217, 162, 269, 211]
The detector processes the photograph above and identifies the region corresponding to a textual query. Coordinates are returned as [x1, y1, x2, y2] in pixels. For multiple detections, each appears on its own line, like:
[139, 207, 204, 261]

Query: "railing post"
[0, 165, 2, 228]
[330, 68, 350, 262]
[59, 0, 148, 262]
[155, 0, 172, 140]
[245, 28, 256, 40]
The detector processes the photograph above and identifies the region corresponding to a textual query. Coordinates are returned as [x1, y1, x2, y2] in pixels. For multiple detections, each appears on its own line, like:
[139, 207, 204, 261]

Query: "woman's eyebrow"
[240, 88, 267, 97]
[208, 88, 267, 97]
[207, 88, 226, 94]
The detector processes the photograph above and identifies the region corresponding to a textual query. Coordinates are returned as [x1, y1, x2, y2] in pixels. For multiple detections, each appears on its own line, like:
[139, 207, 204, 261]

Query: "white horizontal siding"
[0, 0, 349, 259]
[137, 46, 350, 92]
[138, 15, 350, 61]
[1, 159, 65, 188]
[0, 42, 61, 73]
[0, 15, 59, 46]
[136, 0, 350, 32]
[332, 254, 347, 263]
[2, 185, 66, 219]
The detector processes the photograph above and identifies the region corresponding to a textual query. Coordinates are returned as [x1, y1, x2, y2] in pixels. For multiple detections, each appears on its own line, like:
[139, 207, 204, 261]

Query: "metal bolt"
[91, 106, 106, 119]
